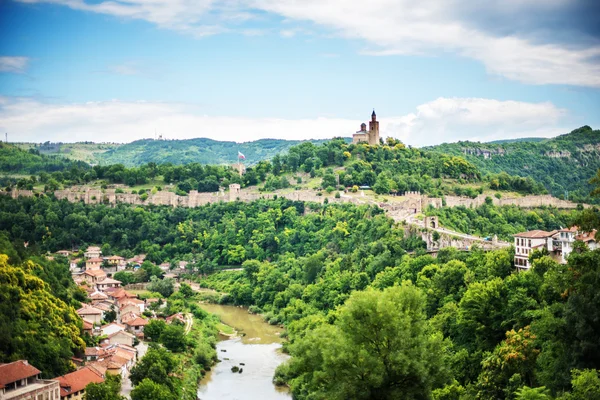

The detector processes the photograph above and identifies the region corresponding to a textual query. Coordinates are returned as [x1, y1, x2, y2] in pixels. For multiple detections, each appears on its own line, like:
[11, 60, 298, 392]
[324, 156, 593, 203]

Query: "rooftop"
[514, 230, 557, 239]
[55, 367, 104, 397]
[76, 305, 103, 315]
[0, 360, 41, 387]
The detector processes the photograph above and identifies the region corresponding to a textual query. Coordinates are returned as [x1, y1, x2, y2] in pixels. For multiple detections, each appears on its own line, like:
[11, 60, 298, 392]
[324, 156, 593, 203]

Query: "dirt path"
[184, 313, 193, 335]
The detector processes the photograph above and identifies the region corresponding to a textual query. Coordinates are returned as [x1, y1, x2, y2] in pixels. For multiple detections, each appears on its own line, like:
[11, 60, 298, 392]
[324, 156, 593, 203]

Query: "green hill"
[426, 126, 600, 203]
[93, 137, 339, 167]
[0, 143, 89, 175]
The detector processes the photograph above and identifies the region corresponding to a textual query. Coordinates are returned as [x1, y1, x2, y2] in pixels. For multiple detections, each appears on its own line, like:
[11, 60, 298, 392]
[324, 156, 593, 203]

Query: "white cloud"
[16, 0, 600, 87]
[0, 56, 30, 73]
[385, 97, 567, 145]
[0, 97, 569, 146]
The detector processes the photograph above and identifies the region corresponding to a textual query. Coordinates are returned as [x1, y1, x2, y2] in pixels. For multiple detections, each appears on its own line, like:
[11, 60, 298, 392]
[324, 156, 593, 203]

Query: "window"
[528, 240, 531, 247]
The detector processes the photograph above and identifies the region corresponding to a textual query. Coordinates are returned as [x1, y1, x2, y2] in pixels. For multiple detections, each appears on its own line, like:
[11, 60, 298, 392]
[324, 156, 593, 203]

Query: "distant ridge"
[487, 137, 546, 144]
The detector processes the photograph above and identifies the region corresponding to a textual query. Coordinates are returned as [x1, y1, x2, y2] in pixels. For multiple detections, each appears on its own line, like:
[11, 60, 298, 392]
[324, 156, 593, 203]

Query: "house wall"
[109, 332, 134, 346]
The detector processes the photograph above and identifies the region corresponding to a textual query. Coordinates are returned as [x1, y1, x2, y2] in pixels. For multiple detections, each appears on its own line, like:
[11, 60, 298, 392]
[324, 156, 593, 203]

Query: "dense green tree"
[129, 347, 177, 389]
[84, 374, 123, 400]
[147, 276, 174, 298]
[281, 283, 448, 399]
[144, 320, 166, 341]
[130, 379, 176, 400]
[160, 324, 186, 352]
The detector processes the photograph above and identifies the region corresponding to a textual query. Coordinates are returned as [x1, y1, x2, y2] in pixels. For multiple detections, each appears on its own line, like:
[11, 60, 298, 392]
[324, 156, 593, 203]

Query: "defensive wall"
[6, 187, 587, 212]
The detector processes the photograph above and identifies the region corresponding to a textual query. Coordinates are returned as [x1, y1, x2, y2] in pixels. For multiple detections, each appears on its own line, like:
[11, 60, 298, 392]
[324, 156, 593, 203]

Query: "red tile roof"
[514, 230, 557, 238]
[76, 305, 103, 315]
[576, 229, 598, 243]
[87, 257, 104, 263]
[0, 360, 41, 387]
[56, 367, 104, 397]
[84, 270, 107, 277]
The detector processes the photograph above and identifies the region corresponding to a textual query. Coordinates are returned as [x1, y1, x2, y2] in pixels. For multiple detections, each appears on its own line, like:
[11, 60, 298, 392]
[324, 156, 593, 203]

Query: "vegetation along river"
[197, 303, 291, 400]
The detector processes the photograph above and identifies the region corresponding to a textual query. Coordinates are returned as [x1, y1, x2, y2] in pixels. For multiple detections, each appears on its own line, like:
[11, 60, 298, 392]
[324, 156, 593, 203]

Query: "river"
[197, 303, 291, 400]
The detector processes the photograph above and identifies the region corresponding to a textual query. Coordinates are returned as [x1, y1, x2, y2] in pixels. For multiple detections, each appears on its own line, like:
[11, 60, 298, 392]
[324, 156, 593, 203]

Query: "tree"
[85, 374, 123, 400]
[179, 283, 194, 298]
[144, 319, 166, 341]
[129, 347, 176, 389]
[160, 324, 186, 352]
[104, 306, 117, 323]
[284, 283, 447, 399]
[130, 379, 176, 400]
[147, 276, 174, 298]
[373, 172, 393, 194]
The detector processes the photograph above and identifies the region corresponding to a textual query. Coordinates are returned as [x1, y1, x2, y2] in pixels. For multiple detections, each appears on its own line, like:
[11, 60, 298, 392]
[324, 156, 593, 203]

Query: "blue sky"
[0, 0, 599, 146]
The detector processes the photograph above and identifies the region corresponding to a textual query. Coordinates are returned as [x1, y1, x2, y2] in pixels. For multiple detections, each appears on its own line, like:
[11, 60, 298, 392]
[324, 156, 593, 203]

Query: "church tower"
[368, 109, 380, 145]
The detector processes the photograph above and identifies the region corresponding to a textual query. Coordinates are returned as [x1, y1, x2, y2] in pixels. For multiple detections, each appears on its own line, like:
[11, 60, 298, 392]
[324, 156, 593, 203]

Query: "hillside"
[427, 126, 600, 203]
[0, 143, 90, 175]
[18, 138, 341, 167]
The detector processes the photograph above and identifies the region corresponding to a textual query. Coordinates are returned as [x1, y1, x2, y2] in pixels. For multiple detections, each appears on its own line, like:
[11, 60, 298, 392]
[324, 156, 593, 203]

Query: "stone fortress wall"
[8, 186, 587, 212]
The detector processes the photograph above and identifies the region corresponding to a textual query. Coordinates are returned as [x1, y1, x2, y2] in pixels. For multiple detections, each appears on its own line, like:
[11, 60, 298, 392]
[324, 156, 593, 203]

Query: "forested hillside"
[428, 126, 600, 203]
[74, 138, 335, 166]
[2, 188, 600, 398]
[0, 235, 87, 378]
[0, 142, 89, 175]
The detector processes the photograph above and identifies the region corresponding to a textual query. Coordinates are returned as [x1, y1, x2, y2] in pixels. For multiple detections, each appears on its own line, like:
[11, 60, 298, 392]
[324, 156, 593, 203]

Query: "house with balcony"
[0, 360, 60, 400]
[513, 230, 557, 270]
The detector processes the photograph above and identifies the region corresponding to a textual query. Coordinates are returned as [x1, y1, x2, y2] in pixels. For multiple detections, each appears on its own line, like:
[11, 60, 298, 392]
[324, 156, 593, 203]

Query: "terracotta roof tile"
[514, 230, 557, 238]
[0, 360, 41, 386]
[55, 367, 104, 397]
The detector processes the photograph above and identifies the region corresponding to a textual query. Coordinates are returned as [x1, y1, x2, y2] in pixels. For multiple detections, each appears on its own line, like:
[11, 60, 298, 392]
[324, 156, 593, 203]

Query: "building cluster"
[0, 246, 191, 400]
[513, 227, 597, 270]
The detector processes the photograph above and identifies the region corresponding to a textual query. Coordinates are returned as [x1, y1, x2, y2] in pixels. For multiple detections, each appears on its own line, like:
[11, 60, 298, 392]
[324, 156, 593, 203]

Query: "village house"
[513, 230, 557, 270]
[76, 305, 104, 325]
[84, 246, 102, 259]
[93, 302, 116, 316]
[69, 258, 82, 272]
[100, 323, 135, 346]
[104, 255, 124, 266]
[96, 277, 122, 292]
[514, 227, 599, 270]
[83, 269, 107, 285]
[576, 229, 598, 250]
[0, 360, 60, 400]
[89, 290, 109, 304]
[55, 366, 104, 400]
[85, 257, 103, 271]
[104, 288, 136, 302]
[118, 297, 145, 315]
[56, 250, 71, 257]
[82, 319, 94, 336]
[121, 312, 148, 336]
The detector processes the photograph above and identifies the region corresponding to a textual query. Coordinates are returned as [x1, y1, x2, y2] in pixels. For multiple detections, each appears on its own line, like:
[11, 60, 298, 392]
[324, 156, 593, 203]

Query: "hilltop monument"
[352, 110, 380, 145]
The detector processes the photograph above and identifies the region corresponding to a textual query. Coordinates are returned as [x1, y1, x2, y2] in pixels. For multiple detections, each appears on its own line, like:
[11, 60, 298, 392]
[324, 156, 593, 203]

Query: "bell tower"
[368, 109, 379, 145]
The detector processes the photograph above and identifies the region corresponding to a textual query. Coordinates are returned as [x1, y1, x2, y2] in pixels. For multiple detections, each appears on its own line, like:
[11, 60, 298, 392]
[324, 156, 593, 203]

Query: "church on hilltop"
[352, 110, 380, 145]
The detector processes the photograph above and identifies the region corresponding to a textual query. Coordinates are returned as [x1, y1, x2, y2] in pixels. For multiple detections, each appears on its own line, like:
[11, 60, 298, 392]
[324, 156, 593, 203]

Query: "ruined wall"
[443, 194, 585, 209]
[4, 188, 588, 212]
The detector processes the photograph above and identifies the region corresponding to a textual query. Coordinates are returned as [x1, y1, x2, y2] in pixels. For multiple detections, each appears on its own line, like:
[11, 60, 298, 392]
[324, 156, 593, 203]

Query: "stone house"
[84, 246, 102, 259]
[76, 305, 104, 325]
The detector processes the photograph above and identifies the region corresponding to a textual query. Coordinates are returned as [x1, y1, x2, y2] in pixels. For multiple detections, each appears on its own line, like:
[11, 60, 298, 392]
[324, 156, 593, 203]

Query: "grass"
[216, 322, 235, 335]
[128, 290, 162, 299]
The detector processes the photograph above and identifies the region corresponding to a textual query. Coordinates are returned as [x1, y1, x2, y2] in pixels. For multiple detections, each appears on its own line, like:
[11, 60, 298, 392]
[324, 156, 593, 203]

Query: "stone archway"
[425, 216, 439, 229]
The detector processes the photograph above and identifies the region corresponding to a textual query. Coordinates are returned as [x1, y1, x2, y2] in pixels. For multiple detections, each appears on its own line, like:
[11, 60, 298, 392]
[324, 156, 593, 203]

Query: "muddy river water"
[197, 303, 291, 400]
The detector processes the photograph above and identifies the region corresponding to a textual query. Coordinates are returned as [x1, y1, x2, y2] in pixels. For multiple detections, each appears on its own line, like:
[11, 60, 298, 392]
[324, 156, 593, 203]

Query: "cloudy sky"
[0, 0, 599, 146]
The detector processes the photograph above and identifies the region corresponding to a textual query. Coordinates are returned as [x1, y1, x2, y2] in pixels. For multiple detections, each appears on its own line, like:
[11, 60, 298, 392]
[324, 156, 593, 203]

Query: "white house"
[513, 230, 557, 270]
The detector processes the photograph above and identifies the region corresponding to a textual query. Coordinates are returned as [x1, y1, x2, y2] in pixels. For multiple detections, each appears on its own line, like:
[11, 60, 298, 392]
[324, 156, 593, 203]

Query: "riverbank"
[197, 303, 291, 399]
